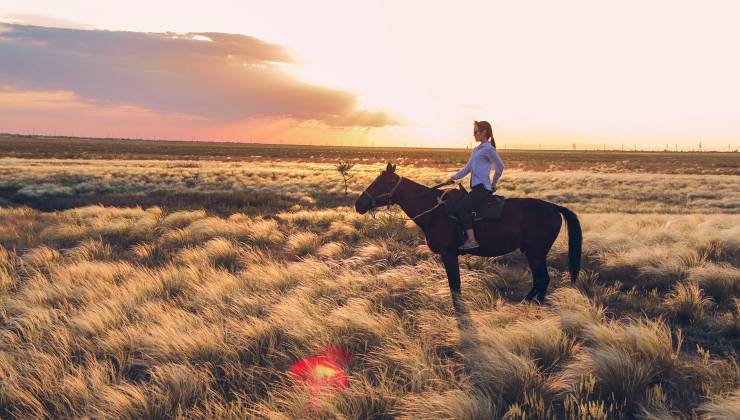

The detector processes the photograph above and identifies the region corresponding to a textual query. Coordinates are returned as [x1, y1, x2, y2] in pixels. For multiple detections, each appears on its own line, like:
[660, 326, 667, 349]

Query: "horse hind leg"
[525, 255, 550, 303]
[535, 264, 551, 303]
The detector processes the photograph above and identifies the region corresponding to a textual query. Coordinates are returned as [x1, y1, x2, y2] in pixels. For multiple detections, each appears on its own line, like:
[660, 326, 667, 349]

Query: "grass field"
[0, 138, 738, 418]
[1, 158, 738, 215]
[2, 134, 738, 174]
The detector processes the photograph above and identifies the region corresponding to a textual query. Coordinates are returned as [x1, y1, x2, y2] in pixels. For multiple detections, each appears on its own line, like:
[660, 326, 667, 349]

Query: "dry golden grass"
[0, 159, 738, 418]
[1, 158, 738, 214]
[0, 206, 737, 418]
[698, 389, 740, 419]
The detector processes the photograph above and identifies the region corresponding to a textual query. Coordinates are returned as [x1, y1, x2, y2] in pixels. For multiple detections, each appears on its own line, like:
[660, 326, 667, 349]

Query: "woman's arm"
[488, 148, 505, 189]
[449, 156, 472, 182]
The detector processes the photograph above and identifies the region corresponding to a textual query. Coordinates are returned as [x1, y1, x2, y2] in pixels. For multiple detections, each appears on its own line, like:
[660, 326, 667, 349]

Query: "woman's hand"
[445, 177, 456, 185]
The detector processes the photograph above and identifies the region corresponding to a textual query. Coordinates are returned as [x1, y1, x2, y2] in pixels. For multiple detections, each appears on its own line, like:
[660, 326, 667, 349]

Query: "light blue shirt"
[451, 141, 504, 191]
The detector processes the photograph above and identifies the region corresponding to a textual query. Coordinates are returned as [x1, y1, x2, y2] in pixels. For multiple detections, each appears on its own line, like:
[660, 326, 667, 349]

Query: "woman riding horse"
[445, 120, 505, 251]
[355, 129, 582, 304]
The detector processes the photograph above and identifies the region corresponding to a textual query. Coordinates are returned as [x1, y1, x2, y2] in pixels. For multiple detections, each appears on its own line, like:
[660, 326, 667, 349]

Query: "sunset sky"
[1, 1, 738, 149]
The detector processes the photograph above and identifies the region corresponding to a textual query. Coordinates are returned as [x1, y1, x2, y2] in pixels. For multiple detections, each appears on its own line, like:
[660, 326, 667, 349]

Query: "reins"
[362, 176, 454, 221]
[408, 189, 452, 220]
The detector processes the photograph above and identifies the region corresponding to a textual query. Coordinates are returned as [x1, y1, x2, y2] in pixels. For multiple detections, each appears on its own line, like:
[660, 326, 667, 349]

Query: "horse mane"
[398, 176, 469, 203]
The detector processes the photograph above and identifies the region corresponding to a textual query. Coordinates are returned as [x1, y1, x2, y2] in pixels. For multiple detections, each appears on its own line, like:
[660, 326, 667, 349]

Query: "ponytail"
[474, 120, 496, 147]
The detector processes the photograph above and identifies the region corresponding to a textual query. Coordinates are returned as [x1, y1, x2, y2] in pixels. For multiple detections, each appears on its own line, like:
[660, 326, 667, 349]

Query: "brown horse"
[354, 163, 582, 303]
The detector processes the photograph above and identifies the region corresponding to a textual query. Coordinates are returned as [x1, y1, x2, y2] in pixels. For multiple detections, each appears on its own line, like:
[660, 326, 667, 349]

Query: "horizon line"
[1, 132, 738, 153]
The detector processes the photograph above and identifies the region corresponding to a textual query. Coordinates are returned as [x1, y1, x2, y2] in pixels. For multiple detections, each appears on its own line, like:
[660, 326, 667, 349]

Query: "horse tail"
[554, 204, 582, 283]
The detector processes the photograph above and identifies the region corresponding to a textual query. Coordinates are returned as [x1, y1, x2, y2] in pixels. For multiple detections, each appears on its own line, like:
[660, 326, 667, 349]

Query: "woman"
[445, 120, 505, 250]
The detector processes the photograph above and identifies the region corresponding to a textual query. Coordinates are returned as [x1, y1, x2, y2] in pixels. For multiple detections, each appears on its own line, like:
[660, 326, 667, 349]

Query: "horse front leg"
[440, 252, 461, 297]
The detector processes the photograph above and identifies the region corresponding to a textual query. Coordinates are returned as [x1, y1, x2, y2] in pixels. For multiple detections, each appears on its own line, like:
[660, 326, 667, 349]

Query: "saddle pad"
[471, 195, 505, 220]
[446, 194, 506, 221]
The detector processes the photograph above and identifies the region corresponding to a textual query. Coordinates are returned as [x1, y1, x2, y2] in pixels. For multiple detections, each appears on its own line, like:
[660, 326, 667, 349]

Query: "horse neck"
[394, 177, 439, 226]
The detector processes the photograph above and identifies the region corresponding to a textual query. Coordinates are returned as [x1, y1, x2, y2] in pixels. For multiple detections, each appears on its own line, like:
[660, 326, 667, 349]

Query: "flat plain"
[0, 135, 738, 419]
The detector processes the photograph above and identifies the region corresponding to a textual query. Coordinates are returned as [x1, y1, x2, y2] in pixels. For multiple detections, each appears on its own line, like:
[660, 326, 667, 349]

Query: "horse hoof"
[522, 294, 547, 305]
[524, 289, 537, 301]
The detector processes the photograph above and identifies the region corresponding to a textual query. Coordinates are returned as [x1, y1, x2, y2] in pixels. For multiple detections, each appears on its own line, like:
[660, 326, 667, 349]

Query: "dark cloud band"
[0, 23, 396, 128]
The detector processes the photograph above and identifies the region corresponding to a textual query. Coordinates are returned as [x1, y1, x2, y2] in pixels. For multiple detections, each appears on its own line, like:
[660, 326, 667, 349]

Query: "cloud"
[0, 13, 95, 30]
[0, 85, 210, 139]
[0, 23, 396, 128]
[0, 85, 389, 146]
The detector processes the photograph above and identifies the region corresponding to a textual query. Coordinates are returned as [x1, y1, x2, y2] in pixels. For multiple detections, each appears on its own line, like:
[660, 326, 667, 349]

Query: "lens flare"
[289, 346, 351, 399]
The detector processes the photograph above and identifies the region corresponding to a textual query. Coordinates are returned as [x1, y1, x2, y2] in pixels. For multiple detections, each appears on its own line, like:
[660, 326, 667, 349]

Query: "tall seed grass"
[0, 201, 737, 418]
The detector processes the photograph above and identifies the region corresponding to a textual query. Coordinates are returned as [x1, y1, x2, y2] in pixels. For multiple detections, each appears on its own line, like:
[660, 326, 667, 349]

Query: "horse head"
[354, 162, 401, 214]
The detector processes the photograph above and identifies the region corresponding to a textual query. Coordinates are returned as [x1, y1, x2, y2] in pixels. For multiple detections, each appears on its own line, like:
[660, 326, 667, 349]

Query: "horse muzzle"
[354, 196, 370, 214]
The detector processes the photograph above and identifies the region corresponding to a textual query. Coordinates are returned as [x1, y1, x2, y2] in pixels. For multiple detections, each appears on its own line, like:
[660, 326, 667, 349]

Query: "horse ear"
[391, 163, 396, 172]
[386, 162, 394, 173]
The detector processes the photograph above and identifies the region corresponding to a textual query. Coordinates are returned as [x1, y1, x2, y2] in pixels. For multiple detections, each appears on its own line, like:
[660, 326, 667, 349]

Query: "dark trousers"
[455, 184, 490, 230]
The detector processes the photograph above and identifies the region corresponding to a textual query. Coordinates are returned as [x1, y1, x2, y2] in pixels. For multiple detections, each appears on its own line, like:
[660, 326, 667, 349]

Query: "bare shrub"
[335, 160, 355, 196]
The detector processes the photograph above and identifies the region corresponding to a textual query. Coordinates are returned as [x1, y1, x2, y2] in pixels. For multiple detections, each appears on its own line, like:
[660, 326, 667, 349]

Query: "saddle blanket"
[443, 192, 506, 221]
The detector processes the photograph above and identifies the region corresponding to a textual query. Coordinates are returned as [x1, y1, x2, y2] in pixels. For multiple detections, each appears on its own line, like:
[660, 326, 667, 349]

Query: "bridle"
[360, 175, 403, 210]
[360, 176, 453, 221]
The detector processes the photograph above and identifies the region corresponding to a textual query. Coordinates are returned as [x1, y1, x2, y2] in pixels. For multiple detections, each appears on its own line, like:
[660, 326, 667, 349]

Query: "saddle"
[443, 184, 506, 221]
